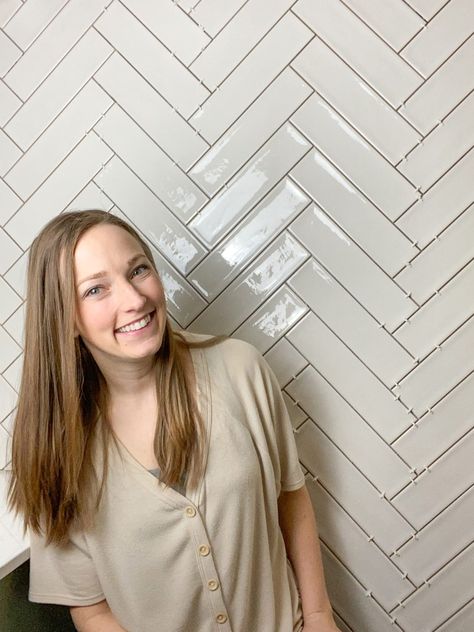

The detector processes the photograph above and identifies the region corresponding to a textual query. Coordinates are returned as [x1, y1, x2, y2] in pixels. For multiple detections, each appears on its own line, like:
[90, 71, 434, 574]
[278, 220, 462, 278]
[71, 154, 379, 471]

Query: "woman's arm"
[277, 484, 337, 626]
[70, 599, 128, 631]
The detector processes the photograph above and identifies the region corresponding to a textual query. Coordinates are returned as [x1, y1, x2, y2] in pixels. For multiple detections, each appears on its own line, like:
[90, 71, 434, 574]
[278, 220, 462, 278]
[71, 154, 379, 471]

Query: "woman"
[7, 209, 339, 632]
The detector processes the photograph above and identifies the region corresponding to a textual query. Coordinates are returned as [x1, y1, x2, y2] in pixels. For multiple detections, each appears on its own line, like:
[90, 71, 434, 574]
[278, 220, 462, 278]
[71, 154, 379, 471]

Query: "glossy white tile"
[288, 312, 412, 443]
[400, 0, 472, 77]
[393, 316, 474, 416]
[189, 67, 312, 196]
[189, 0, 294, 88]
[394, 374, 474, 471]
[0, 81, 20, 128]
[190, 178, 309, 300]
[234, 285, 308, 353]
[95, 53, 208, 171]
[343, 0, 424, 50]
[92, 157, 207, 275]
[288, 364, 411, 499]
[396, 149, 474, 248]
[4, 29, 112, 151]
[395, 261, 474, 358]
[292, 94, 418, 219]
[0, 129, 21, 176]
[188, 123, 310, 247]
[264, 336, 307, 388]
[391, 432, 474, 530]
[3, 0, 113, 100]
[190, 0, 249, 38]
[3, 0, 68, 50]
[95, 1, 209, 119]
[401, 35, 474, 135]
[305, 483, 413, 612]
[394, 486, 474, 585]
[0, 28, 21, 76]
[293, 0, 423, 107]
[396, 204, 474, 303]
[0, 180, 22, 226]
[121, 0, 210, 66]
[5, 81, 112, 200]
[296, 420, 413, 551]
[391, 542, 474, 632]
[95, 105, 207, 221]
[289, 258, 414, 387]
[290, 205, 417, 331]
[4, 132, 113, 249]
[188, 231, 308, 334]
[291, 149, 415, 276]
[293, 37, 421, 164]
[189, 12, 313, 144]
[398, 91, 474, 191]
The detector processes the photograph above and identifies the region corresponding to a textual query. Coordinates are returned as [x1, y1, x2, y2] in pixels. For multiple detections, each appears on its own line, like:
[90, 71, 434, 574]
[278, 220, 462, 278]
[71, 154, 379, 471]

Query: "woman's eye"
[132, 264, 149, 277]
[84, 286, 102, 298]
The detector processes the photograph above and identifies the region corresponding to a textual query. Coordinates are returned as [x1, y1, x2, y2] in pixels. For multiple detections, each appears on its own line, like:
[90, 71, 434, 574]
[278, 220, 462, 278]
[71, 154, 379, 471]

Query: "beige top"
[28, 331, 306, 632]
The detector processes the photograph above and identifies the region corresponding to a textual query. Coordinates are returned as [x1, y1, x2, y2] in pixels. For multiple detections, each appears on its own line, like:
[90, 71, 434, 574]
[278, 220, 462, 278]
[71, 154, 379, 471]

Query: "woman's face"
[73, 223, 166, 362]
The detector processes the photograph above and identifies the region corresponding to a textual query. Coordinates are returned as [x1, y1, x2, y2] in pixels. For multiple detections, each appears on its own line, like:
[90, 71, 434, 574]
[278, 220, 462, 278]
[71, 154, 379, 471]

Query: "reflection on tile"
[234, 285, 308, 353]
[189, 123, 310, 247]
[188, 232, 308, 334]
[189, 67, 312, 196]
[95, 157, 206, 275]
[190, 178, 309, 300]
[95, 105, 207, 220]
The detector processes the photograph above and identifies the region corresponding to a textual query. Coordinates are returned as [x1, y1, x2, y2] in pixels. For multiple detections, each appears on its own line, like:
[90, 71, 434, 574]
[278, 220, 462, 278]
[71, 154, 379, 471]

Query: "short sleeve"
[28, 525, 105, 606]
[251, 348, 306, 496]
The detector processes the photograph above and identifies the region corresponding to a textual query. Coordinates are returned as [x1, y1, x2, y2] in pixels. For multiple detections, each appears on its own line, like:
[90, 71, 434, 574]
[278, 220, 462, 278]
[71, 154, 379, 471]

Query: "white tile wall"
[1, 1, 473, 630]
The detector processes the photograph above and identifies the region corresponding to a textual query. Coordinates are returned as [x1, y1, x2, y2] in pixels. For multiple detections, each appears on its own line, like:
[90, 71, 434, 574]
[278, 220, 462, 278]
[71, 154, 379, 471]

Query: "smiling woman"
[6, 209, 336, 632]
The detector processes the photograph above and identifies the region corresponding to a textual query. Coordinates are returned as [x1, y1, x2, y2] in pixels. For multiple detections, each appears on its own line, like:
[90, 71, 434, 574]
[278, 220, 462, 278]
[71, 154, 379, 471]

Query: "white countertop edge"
[0, 546, 30, 581]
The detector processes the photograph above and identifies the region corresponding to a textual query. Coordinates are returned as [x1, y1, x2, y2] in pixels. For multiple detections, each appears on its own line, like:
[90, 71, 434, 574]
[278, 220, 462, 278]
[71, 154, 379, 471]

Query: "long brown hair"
[7, 209, 227, 547]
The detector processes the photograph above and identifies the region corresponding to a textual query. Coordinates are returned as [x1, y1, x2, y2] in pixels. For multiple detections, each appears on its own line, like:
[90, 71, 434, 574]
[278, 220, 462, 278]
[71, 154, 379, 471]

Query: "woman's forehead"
[73, 225, 145, 279]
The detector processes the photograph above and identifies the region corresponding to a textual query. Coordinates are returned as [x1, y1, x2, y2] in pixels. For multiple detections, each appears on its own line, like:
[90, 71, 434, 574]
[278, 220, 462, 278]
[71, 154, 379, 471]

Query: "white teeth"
[117, 313, 151, 333]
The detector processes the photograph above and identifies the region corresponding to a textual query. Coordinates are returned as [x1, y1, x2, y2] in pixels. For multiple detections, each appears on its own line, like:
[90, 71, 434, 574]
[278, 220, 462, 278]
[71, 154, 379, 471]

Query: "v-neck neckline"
[109, 333, 212, 508]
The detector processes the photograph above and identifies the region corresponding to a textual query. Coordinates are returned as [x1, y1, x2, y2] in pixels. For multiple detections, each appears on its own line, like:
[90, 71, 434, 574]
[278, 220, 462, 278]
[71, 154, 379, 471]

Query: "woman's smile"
[115, 310, 156, 337]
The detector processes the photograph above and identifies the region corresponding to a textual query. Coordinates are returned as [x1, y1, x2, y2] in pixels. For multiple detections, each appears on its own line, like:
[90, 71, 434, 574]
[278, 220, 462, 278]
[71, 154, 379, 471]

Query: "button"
[216, 613, 228, 624]
[199, 544, 210, 556]
[207, 579, 219, 591]
[185, 506, 196, 517]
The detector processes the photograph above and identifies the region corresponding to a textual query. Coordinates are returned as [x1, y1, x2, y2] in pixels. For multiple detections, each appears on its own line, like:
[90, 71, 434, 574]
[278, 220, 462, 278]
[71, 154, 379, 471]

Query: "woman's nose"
[118, 278, 147, 309]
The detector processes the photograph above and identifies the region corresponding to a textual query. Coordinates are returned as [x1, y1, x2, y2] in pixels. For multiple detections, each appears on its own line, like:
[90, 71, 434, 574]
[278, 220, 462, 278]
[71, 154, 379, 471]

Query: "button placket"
[183, 500, 232, 630]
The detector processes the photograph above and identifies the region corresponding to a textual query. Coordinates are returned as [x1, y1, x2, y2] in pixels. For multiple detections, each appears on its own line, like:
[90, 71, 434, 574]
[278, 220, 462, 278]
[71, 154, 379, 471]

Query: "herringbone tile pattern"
[0, 1, 473, 630]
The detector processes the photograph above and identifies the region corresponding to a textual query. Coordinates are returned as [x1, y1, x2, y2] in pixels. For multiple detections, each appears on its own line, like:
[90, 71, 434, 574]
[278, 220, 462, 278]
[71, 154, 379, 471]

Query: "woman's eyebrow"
[77, 254, 146, 286]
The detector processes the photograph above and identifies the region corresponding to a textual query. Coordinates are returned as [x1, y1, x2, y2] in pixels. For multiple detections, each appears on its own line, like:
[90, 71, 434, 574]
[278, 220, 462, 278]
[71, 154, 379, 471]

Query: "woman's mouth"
[115, 310, 155, 336]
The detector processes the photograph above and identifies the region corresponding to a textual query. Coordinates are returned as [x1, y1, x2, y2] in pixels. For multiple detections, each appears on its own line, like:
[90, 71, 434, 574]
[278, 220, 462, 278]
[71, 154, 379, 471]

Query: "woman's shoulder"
[177, 330, 257, 360]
